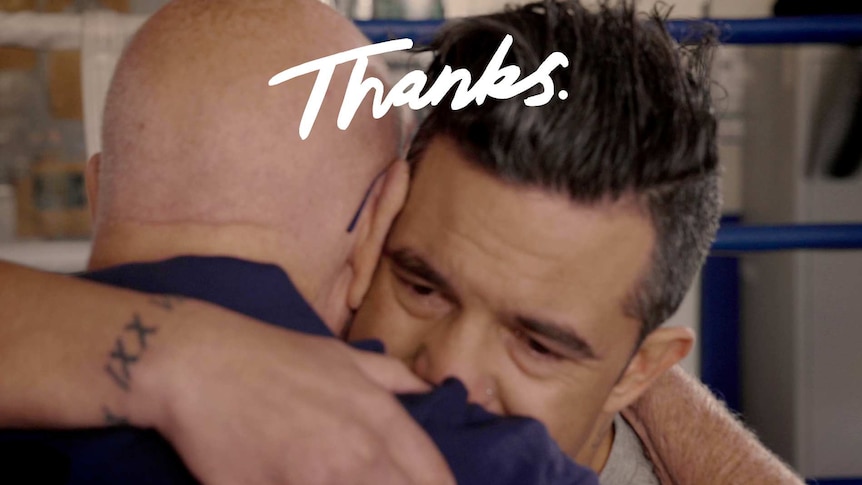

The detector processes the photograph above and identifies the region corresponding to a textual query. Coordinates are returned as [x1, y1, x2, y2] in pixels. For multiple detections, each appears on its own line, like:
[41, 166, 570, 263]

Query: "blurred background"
[0, 0, 860, 482]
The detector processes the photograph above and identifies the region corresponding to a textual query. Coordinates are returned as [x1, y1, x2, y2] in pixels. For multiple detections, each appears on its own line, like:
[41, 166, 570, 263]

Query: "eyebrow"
[389, 249, 598, 360]
[387, 248, 457, 296]
[516, 316, 598, 360]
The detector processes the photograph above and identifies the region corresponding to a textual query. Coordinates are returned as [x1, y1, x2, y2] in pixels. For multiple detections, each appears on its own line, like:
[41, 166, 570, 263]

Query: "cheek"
[499, 373, 613, 457]
[348, 270, 424, 360]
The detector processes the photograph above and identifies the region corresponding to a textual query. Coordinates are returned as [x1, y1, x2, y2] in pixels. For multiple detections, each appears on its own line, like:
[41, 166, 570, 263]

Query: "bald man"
[0, 1, 599, 484]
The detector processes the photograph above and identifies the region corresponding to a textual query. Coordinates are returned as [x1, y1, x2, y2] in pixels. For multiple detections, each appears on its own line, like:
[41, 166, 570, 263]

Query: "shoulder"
[600, 414, 660, 485]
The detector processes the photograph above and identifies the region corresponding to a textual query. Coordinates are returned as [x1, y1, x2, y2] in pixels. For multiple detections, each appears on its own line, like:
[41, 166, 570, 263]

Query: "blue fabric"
[0, 256, 598, 485]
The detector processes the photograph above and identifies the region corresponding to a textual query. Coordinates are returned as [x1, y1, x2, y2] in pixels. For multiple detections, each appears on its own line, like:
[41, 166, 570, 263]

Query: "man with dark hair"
[349, 1, 720, 482]
[0, 1, 802, 484]
[412, 0, 720, 340]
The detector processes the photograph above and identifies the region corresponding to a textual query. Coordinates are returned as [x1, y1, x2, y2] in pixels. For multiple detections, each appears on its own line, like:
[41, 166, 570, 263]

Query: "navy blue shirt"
[0, 256, 598, 485]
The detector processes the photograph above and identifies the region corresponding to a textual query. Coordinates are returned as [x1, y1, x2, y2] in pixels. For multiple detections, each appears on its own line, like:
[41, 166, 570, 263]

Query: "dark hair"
[407, 0, 720, 338]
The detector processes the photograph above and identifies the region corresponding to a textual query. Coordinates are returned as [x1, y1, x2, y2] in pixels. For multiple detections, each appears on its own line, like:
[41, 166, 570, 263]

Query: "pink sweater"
[620, 367, 803, 485]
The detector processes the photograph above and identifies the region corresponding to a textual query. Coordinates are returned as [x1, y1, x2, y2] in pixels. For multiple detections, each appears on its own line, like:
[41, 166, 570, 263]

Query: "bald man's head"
[89, 0, 406, 329]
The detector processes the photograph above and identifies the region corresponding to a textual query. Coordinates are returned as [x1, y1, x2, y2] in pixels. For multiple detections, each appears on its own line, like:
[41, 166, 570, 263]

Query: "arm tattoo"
[125, 313, 157, 350]
[102, 296, 184, 389]
[103, 406, 130, 426]
[105, 336, 138, 390]
[149, 295, 185, 311]
[105, 362, 131, 391]
[101, 294, 184, 418]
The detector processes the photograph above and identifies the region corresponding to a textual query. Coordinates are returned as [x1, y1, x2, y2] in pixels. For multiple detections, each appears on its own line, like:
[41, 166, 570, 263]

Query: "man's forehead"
[394, 136, 655, 329]
[403, 137, 654, 254]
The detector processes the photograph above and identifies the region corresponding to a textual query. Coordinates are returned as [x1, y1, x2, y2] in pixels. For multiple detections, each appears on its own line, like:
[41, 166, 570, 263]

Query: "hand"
[131, 309, 455, 485]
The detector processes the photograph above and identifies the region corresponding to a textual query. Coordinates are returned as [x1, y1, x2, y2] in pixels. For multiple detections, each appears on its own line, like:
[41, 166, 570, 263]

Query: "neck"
[89, 221, 342, 330]
[87, 222, 349, 335]
[589, 422, 615, 473]
[575, 412, 616, 474]
[90, 221, 285, 270]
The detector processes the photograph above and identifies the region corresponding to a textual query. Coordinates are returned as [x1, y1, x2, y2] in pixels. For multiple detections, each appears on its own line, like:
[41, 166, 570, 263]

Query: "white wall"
[741, 45, 862, 477]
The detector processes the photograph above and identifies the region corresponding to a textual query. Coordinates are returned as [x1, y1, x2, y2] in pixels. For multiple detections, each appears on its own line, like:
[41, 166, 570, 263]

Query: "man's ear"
[603, 326, 695, 414]
[347, 159, 410, 310]
[85, 153, 101, 222]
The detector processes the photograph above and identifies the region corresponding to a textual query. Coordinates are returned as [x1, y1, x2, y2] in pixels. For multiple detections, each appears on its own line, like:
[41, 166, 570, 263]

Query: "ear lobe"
[85, 153, 101, 223]
[347, 160, 410, 310]
[603, 326, 695, 414]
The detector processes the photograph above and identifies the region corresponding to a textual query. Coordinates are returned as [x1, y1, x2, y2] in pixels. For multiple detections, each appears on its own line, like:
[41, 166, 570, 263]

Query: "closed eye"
[391, 270, 452, 319]
[405, 280, 436, 296]
[512, 326, 564, 361]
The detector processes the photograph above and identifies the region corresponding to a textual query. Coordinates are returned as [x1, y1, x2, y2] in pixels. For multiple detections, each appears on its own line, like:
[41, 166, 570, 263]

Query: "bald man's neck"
[88, 221, 347, 331]
[88, 223, 281, 271]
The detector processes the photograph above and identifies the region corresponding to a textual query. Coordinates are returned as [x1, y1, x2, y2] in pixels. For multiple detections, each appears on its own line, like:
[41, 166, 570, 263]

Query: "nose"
[411, 317, 500, 411]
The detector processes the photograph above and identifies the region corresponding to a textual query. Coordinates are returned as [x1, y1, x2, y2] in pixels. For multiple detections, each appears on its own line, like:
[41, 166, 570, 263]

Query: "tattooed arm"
[0, 261, 454, 485]
[0, 261, 194, 428]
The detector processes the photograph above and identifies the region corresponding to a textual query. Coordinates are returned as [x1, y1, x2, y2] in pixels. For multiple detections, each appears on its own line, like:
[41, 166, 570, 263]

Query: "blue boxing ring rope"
[714, 223, 862, 251]
[355, 15, 862, 485]
[357, 15, 862, 45]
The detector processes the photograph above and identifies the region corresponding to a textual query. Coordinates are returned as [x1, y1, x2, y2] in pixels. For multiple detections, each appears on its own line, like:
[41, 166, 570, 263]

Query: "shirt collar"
[81, 256, 334, 338]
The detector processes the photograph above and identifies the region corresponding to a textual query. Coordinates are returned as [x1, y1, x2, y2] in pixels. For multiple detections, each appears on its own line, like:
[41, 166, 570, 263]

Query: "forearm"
[632, 366, 803, 484]
[0, 260, 201, 429]
[0, 261, 455, 485]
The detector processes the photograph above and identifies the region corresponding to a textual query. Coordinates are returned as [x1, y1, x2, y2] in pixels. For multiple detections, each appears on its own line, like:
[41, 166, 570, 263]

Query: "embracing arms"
[5, 257, 795, 485]
[0, 260, 454, 485]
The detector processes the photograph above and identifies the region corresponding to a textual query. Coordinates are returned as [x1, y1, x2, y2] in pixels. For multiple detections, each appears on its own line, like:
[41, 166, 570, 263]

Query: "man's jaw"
[576, 412, 616, 474]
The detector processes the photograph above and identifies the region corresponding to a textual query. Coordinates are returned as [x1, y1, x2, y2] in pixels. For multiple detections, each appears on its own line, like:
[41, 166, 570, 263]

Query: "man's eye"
[527, 338, 552, 355]
[513, 327, 562, 360]
[410, 283, 435, 296]
[392, 272, 451, 319]
[394, 273, 440, 300]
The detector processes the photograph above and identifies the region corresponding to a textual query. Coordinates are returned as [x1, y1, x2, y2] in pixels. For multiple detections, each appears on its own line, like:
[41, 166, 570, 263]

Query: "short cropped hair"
[408, 0, 720, 339]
